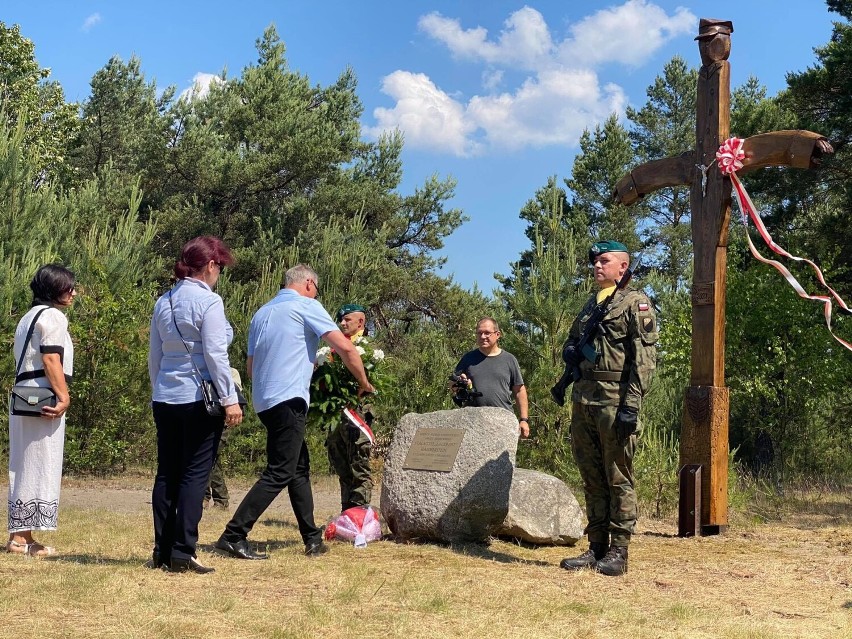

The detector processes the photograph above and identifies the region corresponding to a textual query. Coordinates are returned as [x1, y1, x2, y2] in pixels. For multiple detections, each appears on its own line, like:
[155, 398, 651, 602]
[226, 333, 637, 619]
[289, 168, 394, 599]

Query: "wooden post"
[678, 464, 702, 537]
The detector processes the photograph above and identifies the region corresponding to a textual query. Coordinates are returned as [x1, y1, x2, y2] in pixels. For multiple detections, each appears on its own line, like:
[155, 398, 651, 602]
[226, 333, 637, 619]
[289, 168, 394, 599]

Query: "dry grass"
[0, 479, 850, 639]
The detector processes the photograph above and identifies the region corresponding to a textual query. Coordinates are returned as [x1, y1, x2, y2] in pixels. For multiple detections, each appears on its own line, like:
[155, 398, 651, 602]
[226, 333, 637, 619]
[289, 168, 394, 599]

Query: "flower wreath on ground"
[309, 336, 388, 431]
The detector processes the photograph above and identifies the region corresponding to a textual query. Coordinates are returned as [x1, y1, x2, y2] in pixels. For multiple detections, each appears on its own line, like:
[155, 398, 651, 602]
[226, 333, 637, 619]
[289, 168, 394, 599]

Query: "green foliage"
[625, 56, 697, 283]
[635, 371, 682, 518]
[0, 21, 79, 180]
[69, 55, 175, 212]
[0, 118, 162, 473]
[496, 188, 592, 479]
[309, 337, 389, 431]
[62, 186, 161, 473]
[725, 232, 852, 481]
[565, 115, 639, 250]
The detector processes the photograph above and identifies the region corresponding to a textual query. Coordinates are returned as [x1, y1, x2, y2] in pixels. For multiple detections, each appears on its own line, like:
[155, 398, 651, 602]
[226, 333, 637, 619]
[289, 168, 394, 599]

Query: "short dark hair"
[30, 264, 76, 307]
[174, 236, 235, 279]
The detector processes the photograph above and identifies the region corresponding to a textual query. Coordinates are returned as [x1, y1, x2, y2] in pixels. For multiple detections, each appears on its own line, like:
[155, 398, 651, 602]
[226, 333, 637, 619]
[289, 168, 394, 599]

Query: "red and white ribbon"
[717, 137, 852, 352]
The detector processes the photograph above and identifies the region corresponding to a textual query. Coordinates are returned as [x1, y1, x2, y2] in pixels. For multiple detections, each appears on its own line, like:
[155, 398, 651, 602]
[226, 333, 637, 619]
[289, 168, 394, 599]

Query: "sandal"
[6, 540, 56, 557]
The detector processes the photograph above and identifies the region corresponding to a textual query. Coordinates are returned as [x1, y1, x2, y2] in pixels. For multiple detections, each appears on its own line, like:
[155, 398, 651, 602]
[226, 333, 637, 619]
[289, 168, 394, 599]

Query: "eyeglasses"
[216, 262, 225, 273]
[476, 330, 497, 337]
[307, 278, 319, 294]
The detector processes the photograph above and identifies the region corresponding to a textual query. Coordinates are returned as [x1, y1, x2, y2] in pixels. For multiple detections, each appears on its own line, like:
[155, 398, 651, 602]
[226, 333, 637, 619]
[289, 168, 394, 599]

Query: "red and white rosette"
[718, 137, 852, 352]
[715, 137, 745, 175]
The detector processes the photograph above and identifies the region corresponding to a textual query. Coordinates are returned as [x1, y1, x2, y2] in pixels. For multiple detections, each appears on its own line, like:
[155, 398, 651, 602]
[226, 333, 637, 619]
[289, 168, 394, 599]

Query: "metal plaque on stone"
[402, 427, 465, 472]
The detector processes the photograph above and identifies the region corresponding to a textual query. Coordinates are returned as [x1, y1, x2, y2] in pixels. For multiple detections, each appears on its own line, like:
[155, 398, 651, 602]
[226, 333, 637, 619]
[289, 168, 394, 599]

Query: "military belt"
[583, 370, 626, 382]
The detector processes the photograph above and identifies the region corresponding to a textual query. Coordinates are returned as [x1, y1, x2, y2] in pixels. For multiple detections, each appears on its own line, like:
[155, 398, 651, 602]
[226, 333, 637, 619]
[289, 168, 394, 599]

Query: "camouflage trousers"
[205, 427, 231, 507]
[570, 402, 639, 547]
[326, 418, 373, 511]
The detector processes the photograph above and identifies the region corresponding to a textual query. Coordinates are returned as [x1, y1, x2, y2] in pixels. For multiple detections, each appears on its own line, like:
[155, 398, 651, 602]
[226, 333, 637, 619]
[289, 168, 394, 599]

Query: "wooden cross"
[613, 18, 833, 535]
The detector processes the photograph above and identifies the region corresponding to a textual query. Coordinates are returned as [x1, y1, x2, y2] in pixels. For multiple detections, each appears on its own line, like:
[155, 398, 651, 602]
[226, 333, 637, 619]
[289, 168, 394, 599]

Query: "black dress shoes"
[170, 556, 215, 574]
[215, 536, 268, 560]
[150, 551, 169, 569]
[304, 541, 329, 557]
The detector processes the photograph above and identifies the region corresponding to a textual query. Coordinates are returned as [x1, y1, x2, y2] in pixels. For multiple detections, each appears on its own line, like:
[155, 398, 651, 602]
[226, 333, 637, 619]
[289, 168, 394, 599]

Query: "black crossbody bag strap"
[14, 306, 50, 380]
[167, 291, 209, 386]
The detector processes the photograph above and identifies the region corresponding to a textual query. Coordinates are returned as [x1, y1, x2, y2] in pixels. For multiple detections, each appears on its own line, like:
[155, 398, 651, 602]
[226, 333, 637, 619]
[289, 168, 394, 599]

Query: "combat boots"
[559, 542, 607, 571]
[595, 545, 628, 576]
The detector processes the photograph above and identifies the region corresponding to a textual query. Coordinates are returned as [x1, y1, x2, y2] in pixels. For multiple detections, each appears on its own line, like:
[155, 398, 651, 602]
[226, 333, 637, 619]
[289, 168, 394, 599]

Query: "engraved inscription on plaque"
[402, 428, 466, 472]
[691, 281, 714, 306]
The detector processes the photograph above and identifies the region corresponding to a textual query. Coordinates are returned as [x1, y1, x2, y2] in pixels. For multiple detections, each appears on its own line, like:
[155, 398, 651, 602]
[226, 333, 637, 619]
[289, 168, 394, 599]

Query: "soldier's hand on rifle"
[562, 341, 581, 367]
[614, 406, 638, 441]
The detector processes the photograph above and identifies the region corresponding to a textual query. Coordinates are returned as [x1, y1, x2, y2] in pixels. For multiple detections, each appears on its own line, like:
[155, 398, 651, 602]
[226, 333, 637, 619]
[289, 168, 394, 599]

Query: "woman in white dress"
[7, 264, 76, 557]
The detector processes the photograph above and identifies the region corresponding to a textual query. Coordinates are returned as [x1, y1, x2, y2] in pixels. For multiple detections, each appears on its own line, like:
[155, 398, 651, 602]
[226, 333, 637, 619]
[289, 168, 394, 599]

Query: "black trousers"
[223, 397, 321, 545]
[152, 401, 223, 562]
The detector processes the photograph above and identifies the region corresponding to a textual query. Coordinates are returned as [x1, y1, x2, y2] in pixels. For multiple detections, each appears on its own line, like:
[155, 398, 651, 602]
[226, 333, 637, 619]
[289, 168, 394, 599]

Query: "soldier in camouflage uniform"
[559, 241, 657, 576]
[325, 304, 374, 511]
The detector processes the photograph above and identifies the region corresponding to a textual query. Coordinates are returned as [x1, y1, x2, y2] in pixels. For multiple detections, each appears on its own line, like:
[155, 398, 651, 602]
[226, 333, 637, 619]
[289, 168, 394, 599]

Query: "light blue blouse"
[148, 277, 238, 406]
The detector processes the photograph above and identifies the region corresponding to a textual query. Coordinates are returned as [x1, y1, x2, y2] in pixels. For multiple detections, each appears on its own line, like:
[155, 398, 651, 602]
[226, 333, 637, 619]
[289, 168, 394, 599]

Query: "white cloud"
[81, 13, 101, 33]
[369, 2, 696, 157]
[179, 72, 224, 101]
[481, 69, 504, 91]
[558, 0, 695, 67]
[418, 7, 552, 71]
[468, 70, 627, 150]
[364, 71, 479, 157]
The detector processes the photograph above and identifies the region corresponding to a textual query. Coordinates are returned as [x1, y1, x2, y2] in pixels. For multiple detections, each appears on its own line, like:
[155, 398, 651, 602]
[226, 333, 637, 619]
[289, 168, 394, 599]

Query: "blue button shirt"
[248, 288, 338, 412]
[148, 278, 238, 405]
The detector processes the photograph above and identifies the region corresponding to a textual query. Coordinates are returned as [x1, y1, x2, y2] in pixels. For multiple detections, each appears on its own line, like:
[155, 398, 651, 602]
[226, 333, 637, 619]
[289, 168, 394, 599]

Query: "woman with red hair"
[148, 236, 242, 573]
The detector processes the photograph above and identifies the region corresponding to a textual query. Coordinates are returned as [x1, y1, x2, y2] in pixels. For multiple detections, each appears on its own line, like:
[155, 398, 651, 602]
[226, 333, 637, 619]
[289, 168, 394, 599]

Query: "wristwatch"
[519, 417, 529, 423]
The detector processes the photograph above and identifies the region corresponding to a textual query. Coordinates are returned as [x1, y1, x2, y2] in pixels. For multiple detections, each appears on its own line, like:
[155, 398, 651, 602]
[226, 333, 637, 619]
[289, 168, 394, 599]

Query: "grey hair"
[477, 317, 500, 333]
[284, 263, 319, 287]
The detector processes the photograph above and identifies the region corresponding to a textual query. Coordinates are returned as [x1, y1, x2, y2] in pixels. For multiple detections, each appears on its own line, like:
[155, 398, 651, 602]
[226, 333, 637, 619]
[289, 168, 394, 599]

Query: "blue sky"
[4, 1, 836, 292]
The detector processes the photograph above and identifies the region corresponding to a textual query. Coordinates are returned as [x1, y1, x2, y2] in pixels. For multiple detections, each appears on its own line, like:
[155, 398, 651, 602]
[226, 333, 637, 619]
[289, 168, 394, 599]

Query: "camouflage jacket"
[569, 286, 658, 408]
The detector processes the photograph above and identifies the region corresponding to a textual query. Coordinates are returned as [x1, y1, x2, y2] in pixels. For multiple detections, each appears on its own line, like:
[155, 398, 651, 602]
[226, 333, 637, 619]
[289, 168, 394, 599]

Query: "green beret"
[336, 303, 367, 321]
[588, 240, 629, 264]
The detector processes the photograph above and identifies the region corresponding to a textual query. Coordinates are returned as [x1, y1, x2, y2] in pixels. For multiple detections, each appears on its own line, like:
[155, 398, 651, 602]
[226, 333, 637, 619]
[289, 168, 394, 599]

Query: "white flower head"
[316, 346, 332, 366]
[356, 345, 366, 356]
[353, 336, 367, 345]
[372, 349, 385, 362]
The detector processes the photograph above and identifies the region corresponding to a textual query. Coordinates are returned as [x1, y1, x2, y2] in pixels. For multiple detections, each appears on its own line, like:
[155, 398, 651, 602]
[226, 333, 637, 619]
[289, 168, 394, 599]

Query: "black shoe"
[595, 545, 628, 576]
[170, 556, 215, 574]
[215, 536, 268, 560]
[148, 551, 168, 569]
[559, 542, 607, 571]
[304, 541, 329, 557]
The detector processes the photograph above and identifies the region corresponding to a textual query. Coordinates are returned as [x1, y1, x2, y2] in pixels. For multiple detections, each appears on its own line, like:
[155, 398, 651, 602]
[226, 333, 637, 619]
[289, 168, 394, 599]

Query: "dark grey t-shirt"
[454, 349, 524, 411]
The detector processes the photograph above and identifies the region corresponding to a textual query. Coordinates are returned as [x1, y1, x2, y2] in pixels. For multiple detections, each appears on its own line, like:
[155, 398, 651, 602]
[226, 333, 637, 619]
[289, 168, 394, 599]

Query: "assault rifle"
[550, 268, 633, 406]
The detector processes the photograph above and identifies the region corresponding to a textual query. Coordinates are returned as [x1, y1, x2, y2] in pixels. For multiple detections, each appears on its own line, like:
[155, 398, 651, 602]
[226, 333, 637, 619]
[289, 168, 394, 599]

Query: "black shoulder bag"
[167, 291, 246, 417]
[9, 307, 58, 416]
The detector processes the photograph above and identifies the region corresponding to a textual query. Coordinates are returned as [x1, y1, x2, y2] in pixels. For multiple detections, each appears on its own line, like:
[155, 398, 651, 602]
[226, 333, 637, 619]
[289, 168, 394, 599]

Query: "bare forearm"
[337, 348, 370, 388]
[323, 330, 371, 389]
[514, 385, 529, 418]
[42, 353, 68, 401]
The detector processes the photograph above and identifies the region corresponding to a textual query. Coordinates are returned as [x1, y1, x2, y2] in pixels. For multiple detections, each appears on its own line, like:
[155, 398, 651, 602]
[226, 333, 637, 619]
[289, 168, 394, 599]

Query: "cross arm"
[613, 152, 693, 206]
[739, 130, 833, 174]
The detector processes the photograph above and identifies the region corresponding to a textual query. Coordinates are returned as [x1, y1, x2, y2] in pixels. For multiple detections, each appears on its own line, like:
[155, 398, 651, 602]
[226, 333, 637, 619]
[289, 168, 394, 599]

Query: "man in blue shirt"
[216, 264, 374, 559]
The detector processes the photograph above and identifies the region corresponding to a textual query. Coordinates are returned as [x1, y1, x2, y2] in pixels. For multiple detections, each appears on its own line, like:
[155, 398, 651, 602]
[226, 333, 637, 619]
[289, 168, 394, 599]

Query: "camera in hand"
[448, 373, 483, 407]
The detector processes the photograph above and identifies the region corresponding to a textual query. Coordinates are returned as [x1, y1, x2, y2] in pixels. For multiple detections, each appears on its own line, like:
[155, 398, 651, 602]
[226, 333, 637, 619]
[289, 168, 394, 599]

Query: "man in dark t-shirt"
[452, 317, 529, 438]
